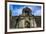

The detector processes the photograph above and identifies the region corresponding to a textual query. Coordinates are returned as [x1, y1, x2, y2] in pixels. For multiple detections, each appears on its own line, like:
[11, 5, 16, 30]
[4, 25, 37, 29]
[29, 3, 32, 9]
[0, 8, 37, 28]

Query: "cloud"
[10, 5, 41, 16]
[33, 9, 41, 16]
[28, 6, 41, 16]
[11, 6, 26, 16]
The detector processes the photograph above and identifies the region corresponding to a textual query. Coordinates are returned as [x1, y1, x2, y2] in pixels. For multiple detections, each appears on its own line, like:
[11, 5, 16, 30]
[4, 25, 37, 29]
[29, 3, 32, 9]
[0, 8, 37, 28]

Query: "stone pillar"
[29, 17, 37, 28]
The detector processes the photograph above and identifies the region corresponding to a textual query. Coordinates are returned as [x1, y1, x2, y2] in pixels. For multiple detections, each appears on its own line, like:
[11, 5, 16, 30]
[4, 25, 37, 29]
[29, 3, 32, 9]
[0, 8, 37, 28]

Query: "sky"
[10, 4, 41, 16]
